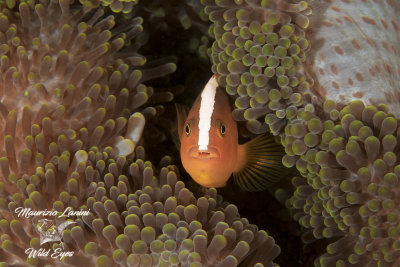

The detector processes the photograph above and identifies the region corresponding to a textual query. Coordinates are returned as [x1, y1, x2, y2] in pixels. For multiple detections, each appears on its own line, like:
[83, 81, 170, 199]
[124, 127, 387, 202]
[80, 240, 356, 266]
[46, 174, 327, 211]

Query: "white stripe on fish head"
[198, 76, 218, 151]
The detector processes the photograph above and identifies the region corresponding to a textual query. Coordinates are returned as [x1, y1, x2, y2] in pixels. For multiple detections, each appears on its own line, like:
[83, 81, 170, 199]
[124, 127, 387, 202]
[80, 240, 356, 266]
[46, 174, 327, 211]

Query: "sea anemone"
[0, 1, 280, 266]
[288, 100, 400, 266]
[202, 0, 312, 136]
[3, 0, 399, 265]
[1, 143, 280, 266]
[305, 0, 400, 116]
[285, 1, 400, 265]
[79, 0, 139, 14]
[0, 0, 175, 178]
[202, 0, 400, 265]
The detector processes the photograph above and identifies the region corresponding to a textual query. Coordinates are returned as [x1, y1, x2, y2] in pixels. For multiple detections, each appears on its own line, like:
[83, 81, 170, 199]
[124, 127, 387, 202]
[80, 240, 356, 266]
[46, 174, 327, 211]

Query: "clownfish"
[176, 75, 287, 191]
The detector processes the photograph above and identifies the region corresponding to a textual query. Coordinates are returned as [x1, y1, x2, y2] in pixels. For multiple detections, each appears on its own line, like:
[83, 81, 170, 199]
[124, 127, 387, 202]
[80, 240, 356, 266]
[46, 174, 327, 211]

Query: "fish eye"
[185, 123, 191, 136]
[220, 122, 226, 137]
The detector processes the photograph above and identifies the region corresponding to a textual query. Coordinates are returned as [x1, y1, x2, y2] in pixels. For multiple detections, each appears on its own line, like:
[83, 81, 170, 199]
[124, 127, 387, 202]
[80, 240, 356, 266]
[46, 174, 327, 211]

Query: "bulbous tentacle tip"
[113, 112, 145, 156]
[125, 112, 146, 143]
[114, 137, 135, 156]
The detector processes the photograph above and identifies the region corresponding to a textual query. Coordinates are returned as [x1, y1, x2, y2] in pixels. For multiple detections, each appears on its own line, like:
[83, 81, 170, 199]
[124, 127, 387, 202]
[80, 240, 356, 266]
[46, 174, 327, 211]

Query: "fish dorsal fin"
[233, 134, 286, 192]
[175, 103, 189, 141]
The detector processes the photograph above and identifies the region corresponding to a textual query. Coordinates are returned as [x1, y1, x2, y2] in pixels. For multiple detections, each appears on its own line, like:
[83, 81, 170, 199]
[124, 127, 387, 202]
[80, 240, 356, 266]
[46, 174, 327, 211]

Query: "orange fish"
[176, 75, 286, 191]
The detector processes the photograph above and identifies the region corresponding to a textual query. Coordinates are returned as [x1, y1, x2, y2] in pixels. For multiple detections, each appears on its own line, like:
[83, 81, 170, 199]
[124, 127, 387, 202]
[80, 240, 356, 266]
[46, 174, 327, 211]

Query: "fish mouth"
[188, 146, 220, 160]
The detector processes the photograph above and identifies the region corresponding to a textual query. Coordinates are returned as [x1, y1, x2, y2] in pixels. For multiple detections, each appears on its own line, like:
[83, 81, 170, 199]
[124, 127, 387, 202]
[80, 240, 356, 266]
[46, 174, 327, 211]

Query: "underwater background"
[0, 0, 399, 266]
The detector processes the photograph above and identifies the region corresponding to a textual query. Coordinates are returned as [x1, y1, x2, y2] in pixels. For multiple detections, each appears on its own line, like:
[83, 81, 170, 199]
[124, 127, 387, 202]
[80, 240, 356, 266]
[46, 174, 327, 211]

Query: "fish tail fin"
[233, 134, 286, 192]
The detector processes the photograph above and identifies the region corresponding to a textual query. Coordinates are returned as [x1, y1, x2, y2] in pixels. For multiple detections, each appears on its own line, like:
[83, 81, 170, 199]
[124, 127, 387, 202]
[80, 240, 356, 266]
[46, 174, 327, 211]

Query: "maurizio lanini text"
[15, 207, 90, 218]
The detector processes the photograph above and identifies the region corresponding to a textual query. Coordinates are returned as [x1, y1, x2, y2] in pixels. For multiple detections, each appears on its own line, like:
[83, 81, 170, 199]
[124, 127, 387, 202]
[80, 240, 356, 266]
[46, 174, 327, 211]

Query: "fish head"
[179, 76, 238, 188]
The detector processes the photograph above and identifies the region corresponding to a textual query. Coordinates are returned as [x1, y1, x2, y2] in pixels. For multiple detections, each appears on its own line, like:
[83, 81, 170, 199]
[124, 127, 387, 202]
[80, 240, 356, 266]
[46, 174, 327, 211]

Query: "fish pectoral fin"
[175, 103, 189, 141]
[233, 134, 287, 192]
